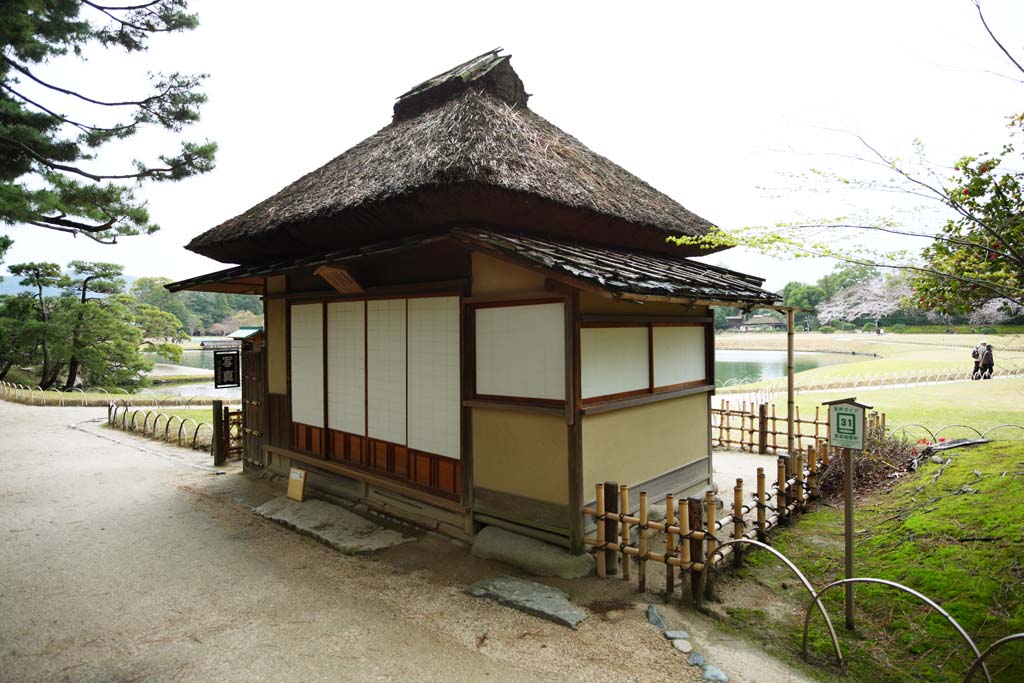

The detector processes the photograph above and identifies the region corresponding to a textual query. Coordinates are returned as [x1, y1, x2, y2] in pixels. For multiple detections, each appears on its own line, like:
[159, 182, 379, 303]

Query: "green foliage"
[818, 325, 835, 334]
[0, 1, 215, 244]
[130, 276, 261, 334]
[861, 322, 875, 332]
[978, 325, 998, 335]
[834, 321, 855, 331]
[890, 323, 908, 333]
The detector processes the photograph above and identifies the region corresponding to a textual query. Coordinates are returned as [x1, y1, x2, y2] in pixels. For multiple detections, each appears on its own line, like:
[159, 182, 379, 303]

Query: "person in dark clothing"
[980, 344, 995, 379]
[972, 339, 987, 379]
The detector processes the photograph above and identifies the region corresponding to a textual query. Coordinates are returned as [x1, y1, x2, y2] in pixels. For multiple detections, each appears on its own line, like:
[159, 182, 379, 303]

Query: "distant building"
[735, 312, 787, 332]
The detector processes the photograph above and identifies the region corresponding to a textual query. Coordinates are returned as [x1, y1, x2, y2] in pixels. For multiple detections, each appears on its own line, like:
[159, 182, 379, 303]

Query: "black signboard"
[214, 349, 241, 388]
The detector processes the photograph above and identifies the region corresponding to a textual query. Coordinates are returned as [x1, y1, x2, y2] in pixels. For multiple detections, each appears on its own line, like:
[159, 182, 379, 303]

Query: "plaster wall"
[579, 292, 708, 317]
[472, 408, 568, 505]
[471, 252, 546, 295]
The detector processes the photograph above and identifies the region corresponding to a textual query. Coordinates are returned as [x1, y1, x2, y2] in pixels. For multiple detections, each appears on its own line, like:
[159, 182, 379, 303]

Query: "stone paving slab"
[471, 526, 595, 578]
[254, 495, 413, 554]
[467, 575, 588, 629]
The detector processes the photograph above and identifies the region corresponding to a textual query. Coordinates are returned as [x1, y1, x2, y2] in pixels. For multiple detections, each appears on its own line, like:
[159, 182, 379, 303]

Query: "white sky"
[3, 0, 1023, 293]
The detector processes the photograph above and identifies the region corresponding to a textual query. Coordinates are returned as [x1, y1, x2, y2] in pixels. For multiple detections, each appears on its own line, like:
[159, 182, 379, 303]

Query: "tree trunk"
[36, 281, 52, 385]
[0, 360, 12, 381]
[63, 276, 92, 391]
[40, 362, 64, 390]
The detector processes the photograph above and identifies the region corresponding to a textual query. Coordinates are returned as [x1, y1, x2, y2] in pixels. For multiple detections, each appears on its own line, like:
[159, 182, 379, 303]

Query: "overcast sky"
[3, 0, 1023, 293]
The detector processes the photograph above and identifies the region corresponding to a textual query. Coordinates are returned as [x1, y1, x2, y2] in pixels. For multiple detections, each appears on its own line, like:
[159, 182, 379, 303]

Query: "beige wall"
[471, 252, 547, 295]
[472, 408, 568, 504]
[582, 393, 709, 495]
[580, 292, 707, 317]
[265, 275, 287, 394]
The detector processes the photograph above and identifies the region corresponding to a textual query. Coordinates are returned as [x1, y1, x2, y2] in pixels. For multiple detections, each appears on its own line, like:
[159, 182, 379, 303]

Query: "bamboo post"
[212, 399, 225, 466]
[771, 403, 779, 455]
[665, 493, 675, 595]
[814, 406, 821, 441]
[880, 412, 887, 432]
[724, 400, 731, 447]
[604, 481, 619, 575]
[819, 439, 830, 467]
[756, 467, 766, 539]
[777, 457, 787, 522]
[704, 490, 717, 599]
[638, 491, 648, 593]
[733, 479, 744, 568]
[595, 484, 606, 577]
[795, 405, 802, 450]
[687, 497, 703, 604]
[758, 403, 768, 454]
[678, 498, 691, 602]
[786, 308, 795, 461]
[794, 450, 804, 507]
[808, 444, 819, 498]
[620, 485, 631, 581]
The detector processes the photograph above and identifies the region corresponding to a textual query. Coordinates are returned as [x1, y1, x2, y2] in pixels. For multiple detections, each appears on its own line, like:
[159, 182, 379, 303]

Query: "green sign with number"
[829, 403, 864, 450]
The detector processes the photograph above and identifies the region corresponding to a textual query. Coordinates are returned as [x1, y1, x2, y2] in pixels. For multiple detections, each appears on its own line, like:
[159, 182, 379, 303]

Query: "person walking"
[980, 343, 995, 380]
[972, 339, 987, 379]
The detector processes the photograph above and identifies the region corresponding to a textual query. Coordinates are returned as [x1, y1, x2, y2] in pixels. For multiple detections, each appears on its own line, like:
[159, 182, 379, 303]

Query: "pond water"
[139, 344, 858, 397]
[715, 350, 855, 386]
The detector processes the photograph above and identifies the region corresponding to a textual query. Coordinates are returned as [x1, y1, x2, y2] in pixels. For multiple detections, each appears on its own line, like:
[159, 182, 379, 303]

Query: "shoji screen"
[475, 302, 565, 401]
[652, 325, 706, 387]
[407, 297, 460, 459]
[290, 303, 324, 426]
[580, 326, 649, 399]
[326, 301, 365, 435]
[367, 299, 406, 444]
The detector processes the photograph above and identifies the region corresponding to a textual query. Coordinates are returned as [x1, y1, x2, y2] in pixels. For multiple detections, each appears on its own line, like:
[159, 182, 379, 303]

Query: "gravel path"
[0, 402, 813, 682]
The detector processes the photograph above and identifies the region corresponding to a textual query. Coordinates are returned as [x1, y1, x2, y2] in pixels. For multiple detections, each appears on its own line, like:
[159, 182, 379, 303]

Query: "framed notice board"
[214, 349, 241, 388]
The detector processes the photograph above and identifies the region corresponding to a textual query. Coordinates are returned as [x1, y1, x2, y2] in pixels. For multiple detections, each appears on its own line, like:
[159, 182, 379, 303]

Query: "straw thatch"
[187, 52, 717, 264]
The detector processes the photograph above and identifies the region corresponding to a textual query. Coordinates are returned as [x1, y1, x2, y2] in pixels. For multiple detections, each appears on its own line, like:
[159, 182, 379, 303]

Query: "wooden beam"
[314, 265, 364, 294]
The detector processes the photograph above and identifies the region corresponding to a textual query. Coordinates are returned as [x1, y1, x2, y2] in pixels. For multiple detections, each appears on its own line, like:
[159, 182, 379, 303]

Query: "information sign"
[828, 403, 864, 450]
[214, 349, 241, 388]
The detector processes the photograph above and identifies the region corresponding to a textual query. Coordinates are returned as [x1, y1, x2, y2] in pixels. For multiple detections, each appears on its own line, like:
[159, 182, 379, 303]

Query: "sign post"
[823, 397, 872, 631]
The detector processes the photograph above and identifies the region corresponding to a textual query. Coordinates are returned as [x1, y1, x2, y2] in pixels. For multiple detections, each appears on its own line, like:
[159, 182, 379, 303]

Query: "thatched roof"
[187, 50, 719, 264]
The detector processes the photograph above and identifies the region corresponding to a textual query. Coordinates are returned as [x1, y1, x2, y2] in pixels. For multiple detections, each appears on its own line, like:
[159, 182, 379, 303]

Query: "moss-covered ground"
[719, 442, 1024, 682]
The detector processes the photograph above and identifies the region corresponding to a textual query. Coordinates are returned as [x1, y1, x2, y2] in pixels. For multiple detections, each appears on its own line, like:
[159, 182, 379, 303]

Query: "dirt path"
[0, 402, 815, 683]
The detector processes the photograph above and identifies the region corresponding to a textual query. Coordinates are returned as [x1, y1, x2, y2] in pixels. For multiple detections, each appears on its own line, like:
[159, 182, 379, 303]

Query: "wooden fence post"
[638, 491, 648, 592]
[819, 439, 830, 467]
[758, 403, 768, 454]
[808, 444, 819, 498]
[604, 481, 619, 575]
[794, 450, 804, 508]
[212, 399, 225, 466]
[620, 485, 631, 582]
[704, 489, 717, 599]
[665, 493, 675, 595]
[687, 497, 703, 604]
[678, 498, 691, 602]
[595, 484, 606, 578]
[777, 457, 787, 523]
[733, 479, 744, 568]
[756, 467, 766, 540]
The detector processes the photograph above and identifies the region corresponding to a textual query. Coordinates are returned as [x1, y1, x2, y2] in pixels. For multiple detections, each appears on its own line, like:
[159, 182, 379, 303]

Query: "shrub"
[819, 325, 835, 334]
[979, 326, 998, 335]
[890, 323, 908, 333]
[836, 321, 855, 331]
[862, 322, 876, 333]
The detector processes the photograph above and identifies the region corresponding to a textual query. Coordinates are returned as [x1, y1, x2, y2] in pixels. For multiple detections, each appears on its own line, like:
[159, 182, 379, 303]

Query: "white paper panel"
[407, 297, 460, 459]
[653, 326, 706, 387]
[475, 303, 565, 400]
[367, 299, 406, 444]
[581, 327, 650, 399]
[289, 304, 324, 427]
[326, 301, 365, 435]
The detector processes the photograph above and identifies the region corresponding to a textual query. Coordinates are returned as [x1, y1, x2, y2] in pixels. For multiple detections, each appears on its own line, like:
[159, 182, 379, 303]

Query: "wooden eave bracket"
[314, 264, 363, 294]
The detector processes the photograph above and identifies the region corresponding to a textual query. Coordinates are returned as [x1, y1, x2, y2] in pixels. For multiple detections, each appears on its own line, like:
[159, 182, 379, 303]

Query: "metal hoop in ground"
[699, 538, 843, 663]
[962, 632, 1024, 682]
[801, 577, 990, 683]
[932, 424, 983, 439]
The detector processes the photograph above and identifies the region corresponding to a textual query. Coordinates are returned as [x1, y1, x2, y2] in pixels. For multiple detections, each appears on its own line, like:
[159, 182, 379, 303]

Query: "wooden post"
[704, 490, 717, 599]
[687, 497, 702, 604]
[665, 493, 675, 595]
[794, 450, 804, 507]
[212, 399, 225, 466]
[758, 403, 768, 454]
[819, 439, 830, 467]
[595, 484, 606, 578]
[777, 457, 787, 522]
[604, 481, 619, 575]
[880, 412, 886, 432]
[733, 479, 744, 568]
[786, 307, 795, 459]
[620, 485, 631, 581]
[678, 498, 691, 602]
[844, 447, 855, 630]
[808, 444, 819, 498]
[638, 491, 648, 592]
[756, 467, 766, 539]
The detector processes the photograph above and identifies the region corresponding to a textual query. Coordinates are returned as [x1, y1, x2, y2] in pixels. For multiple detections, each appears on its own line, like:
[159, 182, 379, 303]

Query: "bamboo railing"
[711, 401, 888, 454]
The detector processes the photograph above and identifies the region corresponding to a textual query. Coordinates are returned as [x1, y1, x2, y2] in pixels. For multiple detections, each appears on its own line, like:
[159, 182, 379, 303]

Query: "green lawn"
[723, 442, 1024, 682]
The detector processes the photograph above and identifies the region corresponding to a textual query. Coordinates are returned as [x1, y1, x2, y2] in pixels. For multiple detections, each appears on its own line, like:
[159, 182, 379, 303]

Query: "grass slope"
[722, 442, 1024, 682]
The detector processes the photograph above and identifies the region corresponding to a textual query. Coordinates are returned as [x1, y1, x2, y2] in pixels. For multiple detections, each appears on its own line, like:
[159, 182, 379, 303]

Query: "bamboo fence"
[583, 438, 840, 604]
[711, 401, 888, 454]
